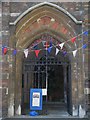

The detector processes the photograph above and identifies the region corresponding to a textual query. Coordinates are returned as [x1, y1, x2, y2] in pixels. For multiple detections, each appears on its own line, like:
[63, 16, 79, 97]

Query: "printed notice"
[32, 92, 40, 107]
[42, 89, 47, 96]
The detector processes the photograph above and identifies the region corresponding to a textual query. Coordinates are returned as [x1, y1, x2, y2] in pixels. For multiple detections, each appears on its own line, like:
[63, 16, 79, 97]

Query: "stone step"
[1, 117, 89, 120]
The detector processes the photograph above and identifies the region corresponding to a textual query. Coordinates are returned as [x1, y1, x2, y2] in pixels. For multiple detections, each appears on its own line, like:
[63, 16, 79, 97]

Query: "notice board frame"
[30, 89, 42, 110]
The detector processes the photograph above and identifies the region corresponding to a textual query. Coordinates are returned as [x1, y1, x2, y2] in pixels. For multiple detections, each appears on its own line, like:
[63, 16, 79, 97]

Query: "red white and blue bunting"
[2, 30, 89, 58]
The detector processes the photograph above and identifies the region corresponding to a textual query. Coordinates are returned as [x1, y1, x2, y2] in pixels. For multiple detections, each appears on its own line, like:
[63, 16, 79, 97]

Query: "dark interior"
[48, 65, 64, 102]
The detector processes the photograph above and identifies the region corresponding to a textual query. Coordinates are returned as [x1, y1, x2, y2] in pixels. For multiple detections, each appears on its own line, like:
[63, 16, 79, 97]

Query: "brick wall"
[0, 1, 89, 118]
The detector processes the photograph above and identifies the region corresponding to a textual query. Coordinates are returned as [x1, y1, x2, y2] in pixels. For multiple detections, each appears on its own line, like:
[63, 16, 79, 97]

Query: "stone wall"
[0, 1, 2, 118]
[0, 1, 89, 118]
[2, 2, 10, 118]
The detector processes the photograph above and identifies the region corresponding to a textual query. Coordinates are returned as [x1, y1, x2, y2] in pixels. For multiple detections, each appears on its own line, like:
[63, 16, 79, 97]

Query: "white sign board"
[42, 89, 47, 96]
[32, 92, 40, 107]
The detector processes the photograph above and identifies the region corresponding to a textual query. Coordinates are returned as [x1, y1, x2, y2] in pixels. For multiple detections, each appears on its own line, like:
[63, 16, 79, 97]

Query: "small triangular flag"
[59, 42, 65, 49]
[47, 47, 52, 53]
[2, 46, 8, 55]
[24, 49, 28, 58]
[82, 44, 87, 49]
[63, 51, 67, 56]
[71, 37, 76, 43]
[33, 44, 38, 50]
[13, 50, 17, 55]
[50, 41, 52, 47]
[55, 48, 59, 55]
[72, 50, 77, 57]
[83, 31, 88, 36]
[35, 50, 40, 57]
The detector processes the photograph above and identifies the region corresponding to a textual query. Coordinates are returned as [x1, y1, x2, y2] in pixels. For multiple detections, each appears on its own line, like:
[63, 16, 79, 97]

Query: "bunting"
[33, 44, 38, 50]
[1, 29, 89, 58]
[13, 50, 17, 55]
[47, 47, 52, 53]
[2, 46, 8, 55]
[82, 44, 87, 49]
[63, 51, 67, 56]
[50, 41, 52, 47]
[72, 50, 77, 57]
[59, 42, 65, 49]
[55, 48, 59, 55]
[24, 49, 28, 58]
[35, 50, 40, 57]
[71, 37, 76, 43]
[83, 31, 88, 36]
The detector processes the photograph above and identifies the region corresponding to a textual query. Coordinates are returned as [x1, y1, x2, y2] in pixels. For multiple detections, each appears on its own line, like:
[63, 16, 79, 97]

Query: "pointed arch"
[10, 2, 82, 25]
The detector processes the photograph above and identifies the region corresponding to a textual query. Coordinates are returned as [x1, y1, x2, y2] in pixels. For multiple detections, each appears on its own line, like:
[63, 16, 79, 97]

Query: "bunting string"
[1, 29, 89, 57]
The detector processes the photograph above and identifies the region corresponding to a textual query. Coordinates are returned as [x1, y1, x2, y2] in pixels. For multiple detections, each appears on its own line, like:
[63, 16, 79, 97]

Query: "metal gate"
[21, 34, 72, 115]
[22, 55, 72, 115]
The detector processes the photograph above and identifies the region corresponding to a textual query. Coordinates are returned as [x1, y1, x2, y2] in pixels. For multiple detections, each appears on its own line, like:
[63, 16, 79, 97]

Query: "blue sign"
[30, 89, 42, 110]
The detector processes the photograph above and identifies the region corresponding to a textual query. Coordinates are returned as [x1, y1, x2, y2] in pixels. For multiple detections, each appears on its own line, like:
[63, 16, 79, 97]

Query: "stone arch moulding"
[14, 2, 82, 49]
[8, 2, 85, 117]
[10, 2, 82, 25]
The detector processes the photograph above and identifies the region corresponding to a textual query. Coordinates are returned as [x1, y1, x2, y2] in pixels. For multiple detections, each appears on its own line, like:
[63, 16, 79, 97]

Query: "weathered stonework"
[0, 1, 89, 119]
[0, 1, 2, 118]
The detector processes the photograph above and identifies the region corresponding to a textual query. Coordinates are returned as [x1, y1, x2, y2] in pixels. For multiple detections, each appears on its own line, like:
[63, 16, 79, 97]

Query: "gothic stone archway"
[8, 2, 85, 117]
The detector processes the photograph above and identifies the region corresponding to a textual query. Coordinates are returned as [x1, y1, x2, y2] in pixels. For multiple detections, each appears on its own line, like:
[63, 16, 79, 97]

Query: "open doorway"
[48, 65, 64, 102]
[43, 65, 67, 115]
[21, 56, 72, 116]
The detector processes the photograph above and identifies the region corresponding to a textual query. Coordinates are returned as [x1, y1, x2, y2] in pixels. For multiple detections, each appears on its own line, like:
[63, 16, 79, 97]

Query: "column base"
[16, 105, 21, 115]
[79, 105, 86, 118]
[8, 105, 14, 117]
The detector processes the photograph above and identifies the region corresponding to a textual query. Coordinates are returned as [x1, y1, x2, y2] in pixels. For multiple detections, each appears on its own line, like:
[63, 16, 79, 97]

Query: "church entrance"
[21, 34, 72, 115]
[7, 2, 86, 118]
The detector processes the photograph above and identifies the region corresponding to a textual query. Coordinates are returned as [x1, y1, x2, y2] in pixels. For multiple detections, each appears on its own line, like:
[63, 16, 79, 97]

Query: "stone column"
[71, 59, 79, 116]
[77, 32, 87, 117]
[7, 54, 15, 117]
[7, 26, 16, 117]
[0, 2, 2, 119]
[2, 2, 10, 118]
[15, 53, 23, 115]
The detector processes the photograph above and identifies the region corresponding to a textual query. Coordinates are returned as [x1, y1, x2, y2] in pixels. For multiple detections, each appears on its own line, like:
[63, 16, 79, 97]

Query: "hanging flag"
[63, 51, 67, 56]
[35, 50, 40, 57]
[24, 49, 28, 58]
[82, 44, 87, 49]
[72, 50, 77, 57]
[42, 41, 46, 46]
[13, 50, 17, 55]
[59, 42, 65, 49]
[47, 47, 52, 53]
[2, 46, 8, 55]
[71, 37, 76, 43]
[83, 31, 88, 36]
[50, 41, 52, 47]
[55, 48, 59, 55]
[33, 44, 38, 50]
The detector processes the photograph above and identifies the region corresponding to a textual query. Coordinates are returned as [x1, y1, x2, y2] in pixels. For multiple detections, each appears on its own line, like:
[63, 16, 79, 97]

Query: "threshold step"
[1, 116, 89, 120]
